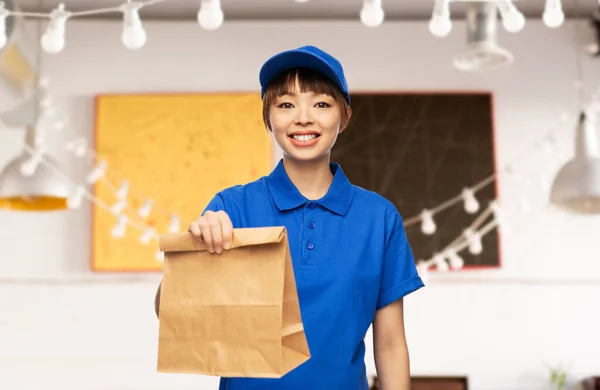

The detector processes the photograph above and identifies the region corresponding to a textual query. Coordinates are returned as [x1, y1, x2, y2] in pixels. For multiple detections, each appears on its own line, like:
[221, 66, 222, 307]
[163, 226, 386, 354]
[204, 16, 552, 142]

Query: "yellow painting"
[92, 93, 273, 272]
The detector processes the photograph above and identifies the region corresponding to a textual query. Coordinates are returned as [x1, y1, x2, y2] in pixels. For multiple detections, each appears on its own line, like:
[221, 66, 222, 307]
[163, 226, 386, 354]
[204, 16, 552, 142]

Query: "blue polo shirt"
[203, 159, 424, 390]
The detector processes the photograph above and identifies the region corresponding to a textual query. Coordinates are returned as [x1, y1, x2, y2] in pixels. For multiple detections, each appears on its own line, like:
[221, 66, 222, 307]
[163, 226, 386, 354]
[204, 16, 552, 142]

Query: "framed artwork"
[332, 92, 501, 269]
[92, 93, 273, 272]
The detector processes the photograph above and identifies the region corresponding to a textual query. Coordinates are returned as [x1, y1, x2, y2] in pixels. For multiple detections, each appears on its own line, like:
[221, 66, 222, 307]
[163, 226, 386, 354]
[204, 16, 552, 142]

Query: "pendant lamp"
[0, 92, 70, 211]
[549, 111, 600, 214]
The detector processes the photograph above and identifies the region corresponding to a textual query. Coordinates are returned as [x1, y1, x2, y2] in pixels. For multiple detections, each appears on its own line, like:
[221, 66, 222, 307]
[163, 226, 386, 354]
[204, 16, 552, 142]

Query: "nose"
[294, 106, 314, 126]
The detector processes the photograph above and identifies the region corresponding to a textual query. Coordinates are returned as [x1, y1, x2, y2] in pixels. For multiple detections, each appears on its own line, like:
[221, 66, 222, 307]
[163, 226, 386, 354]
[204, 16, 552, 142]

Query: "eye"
[315, 102, 331, 108]
[277, 102, 294, 109]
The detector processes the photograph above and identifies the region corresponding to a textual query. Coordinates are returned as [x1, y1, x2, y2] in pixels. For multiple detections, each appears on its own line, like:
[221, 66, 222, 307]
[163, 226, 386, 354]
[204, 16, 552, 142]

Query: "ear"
[338, 106, 353, 134]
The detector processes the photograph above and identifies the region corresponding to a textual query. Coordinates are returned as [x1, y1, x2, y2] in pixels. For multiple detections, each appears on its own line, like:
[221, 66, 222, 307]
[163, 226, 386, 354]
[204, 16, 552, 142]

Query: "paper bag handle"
[158, 226, 286, 253]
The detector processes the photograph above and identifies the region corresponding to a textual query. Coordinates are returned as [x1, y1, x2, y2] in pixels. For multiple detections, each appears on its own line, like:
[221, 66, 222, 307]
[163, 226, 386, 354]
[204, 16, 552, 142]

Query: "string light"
[138, 199, 153, 218]
[464, 227, 483, 255]
[360, 0, 385, 28]
[109, 199, 128, 214]
[462, 187, 480, 214]
[497, 0, 526, 33]
[85, 160, 107, 184]
[111, 214, 128, 238]
[420, 209, 436, 235]
[139, 227, 155, 244]
[19, 146, 46, 177]
[66, 185, 86, 209]
[120, 0, 147, 50]
[400, 103, 595, 230]
[429, 0, 452, 37]
[542, 0, 565, 28]
[197, 0, 224, 31]
[65, 137, 87, 157]
[115, 180, 129, 200]
[426, 0, 566, 38]
[41, 4, 71, 54]
[0, 0, 573, 48]
[20, 90, 589, 274]
[446, 249, 464, 270]
[432, 253, 449, 272]
[1, 56, 597, 280]
[36, 87, 182, 240]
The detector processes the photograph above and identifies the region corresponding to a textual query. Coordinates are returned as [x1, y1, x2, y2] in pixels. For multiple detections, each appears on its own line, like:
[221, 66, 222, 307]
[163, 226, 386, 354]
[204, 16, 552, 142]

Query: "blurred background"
[0, 0, 599, 389]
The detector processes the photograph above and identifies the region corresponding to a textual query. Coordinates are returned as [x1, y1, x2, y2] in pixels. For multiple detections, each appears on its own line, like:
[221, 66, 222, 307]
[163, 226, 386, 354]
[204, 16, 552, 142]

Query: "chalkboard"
[331, 93, 500, 269]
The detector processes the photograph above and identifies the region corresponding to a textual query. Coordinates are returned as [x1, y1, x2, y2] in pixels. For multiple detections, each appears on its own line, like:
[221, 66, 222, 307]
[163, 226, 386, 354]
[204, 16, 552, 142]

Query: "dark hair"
[261, 67, 351, 132]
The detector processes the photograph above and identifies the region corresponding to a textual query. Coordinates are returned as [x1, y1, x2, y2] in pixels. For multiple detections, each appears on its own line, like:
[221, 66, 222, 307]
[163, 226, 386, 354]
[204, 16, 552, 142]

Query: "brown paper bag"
[156, 226, 311, 378]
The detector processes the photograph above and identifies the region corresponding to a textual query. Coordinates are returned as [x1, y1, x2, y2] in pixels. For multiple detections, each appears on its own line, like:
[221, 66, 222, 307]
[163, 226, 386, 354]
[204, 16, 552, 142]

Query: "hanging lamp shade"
[0, 148, 70, 211]
[549, 111, 600, 214]
[453, 1, 514, 71]
[0, 96, 70, 211]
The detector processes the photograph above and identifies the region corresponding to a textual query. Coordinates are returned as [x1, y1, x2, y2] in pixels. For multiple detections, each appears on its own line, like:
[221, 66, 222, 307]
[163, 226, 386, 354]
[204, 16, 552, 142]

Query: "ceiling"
[11, 0, 600, 21]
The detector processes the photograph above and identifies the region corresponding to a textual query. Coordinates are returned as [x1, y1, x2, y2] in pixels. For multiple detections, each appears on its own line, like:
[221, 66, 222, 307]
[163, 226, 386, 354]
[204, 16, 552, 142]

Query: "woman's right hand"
[188, 210, 233, 254]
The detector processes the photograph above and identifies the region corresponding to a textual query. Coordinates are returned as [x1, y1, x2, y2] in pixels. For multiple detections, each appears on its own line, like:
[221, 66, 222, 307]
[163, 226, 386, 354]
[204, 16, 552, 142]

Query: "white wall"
[1, 19, 599, 390]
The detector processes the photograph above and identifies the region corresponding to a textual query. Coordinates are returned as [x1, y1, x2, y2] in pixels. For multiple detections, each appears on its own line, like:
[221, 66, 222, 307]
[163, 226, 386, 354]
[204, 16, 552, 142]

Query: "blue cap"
[259, 45, 350, 104]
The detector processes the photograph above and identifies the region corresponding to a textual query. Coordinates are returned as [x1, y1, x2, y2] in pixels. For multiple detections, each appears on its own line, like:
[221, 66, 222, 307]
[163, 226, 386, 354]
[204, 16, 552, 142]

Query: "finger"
[198, 216, 214, 253]
[218, 211, 233, 250]
[207, 213, 224, 254]
[188, 221, 202, 239]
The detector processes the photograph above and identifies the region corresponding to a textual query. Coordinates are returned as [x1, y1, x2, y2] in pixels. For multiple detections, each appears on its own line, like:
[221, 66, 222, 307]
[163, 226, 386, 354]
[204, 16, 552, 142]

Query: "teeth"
[292, 134, 317, 141]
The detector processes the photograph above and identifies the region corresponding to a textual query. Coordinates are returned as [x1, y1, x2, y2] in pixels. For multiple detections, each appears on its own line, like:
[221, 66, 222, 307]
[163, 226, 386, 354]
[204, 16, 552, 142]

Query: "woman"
[158, 45, 424, 390]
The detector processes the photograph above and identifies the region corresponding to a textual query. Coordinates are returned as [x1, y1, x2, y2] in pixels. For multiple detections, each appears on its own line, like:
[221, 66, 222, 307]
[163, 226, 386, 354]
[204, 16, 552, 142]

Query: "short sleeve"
[377, 218, 425, 310]
[202, 193, 227, 215]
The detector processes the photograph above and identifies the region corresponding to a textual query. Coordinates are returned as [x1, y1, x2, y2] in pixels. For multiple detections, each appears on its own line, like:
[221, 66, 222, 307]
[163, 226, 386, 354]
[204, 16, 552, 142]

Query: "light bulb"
[111, 215, 128, 238]
[197, 0, 224, 31]
[138, 199, 153, 218]
[502, 11, 525, 33]
[469, 237, 482, 255]
[420, 209, 436, 235]
[428, 15, 452, 37]
[464, 228, 483, 255]
[41, 31, 65, 54]
[542, 9, 564, 28]
[446, 250, 464, 270]
[140, 228, 155, 245]
[122, 25, 146, 49]
[121, 1, 147, 49]
[116, 180, 129, 200]
[462, 188, 480, 214]
[360, 0, 384, 27]
[41, 4, 70, 54]
[67, 186, 86, 209]
[433, 253, 449, 272]
[110, 199, 128, 214]
[86, 161, 107, 184]
[497, 0, 525, 33]
[542, 0, 564, 28]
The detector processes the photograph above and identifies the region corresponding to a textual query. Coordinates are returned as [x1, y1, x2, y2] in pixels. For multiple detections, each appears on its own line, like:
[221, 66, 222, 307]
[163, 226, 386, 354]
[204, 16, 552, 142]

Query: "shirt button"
[307, 203, 316, 210]
[308, 221, 316, 229]
[307, 242, 314, 250]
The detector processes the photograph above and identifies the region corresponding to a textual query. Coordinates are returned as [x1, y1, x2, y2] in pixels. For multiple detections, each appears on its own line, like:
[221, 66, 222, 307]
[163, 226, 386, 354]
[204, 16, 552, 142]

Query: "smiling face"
[262, 67, 351, 164]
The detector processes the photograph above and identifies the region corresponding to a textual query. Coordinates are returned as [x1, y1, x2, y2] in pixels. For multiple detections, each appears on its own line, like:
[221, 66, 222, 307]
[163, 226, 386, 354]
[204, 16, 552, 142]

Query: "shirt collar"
[266, 159, 354, 216]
